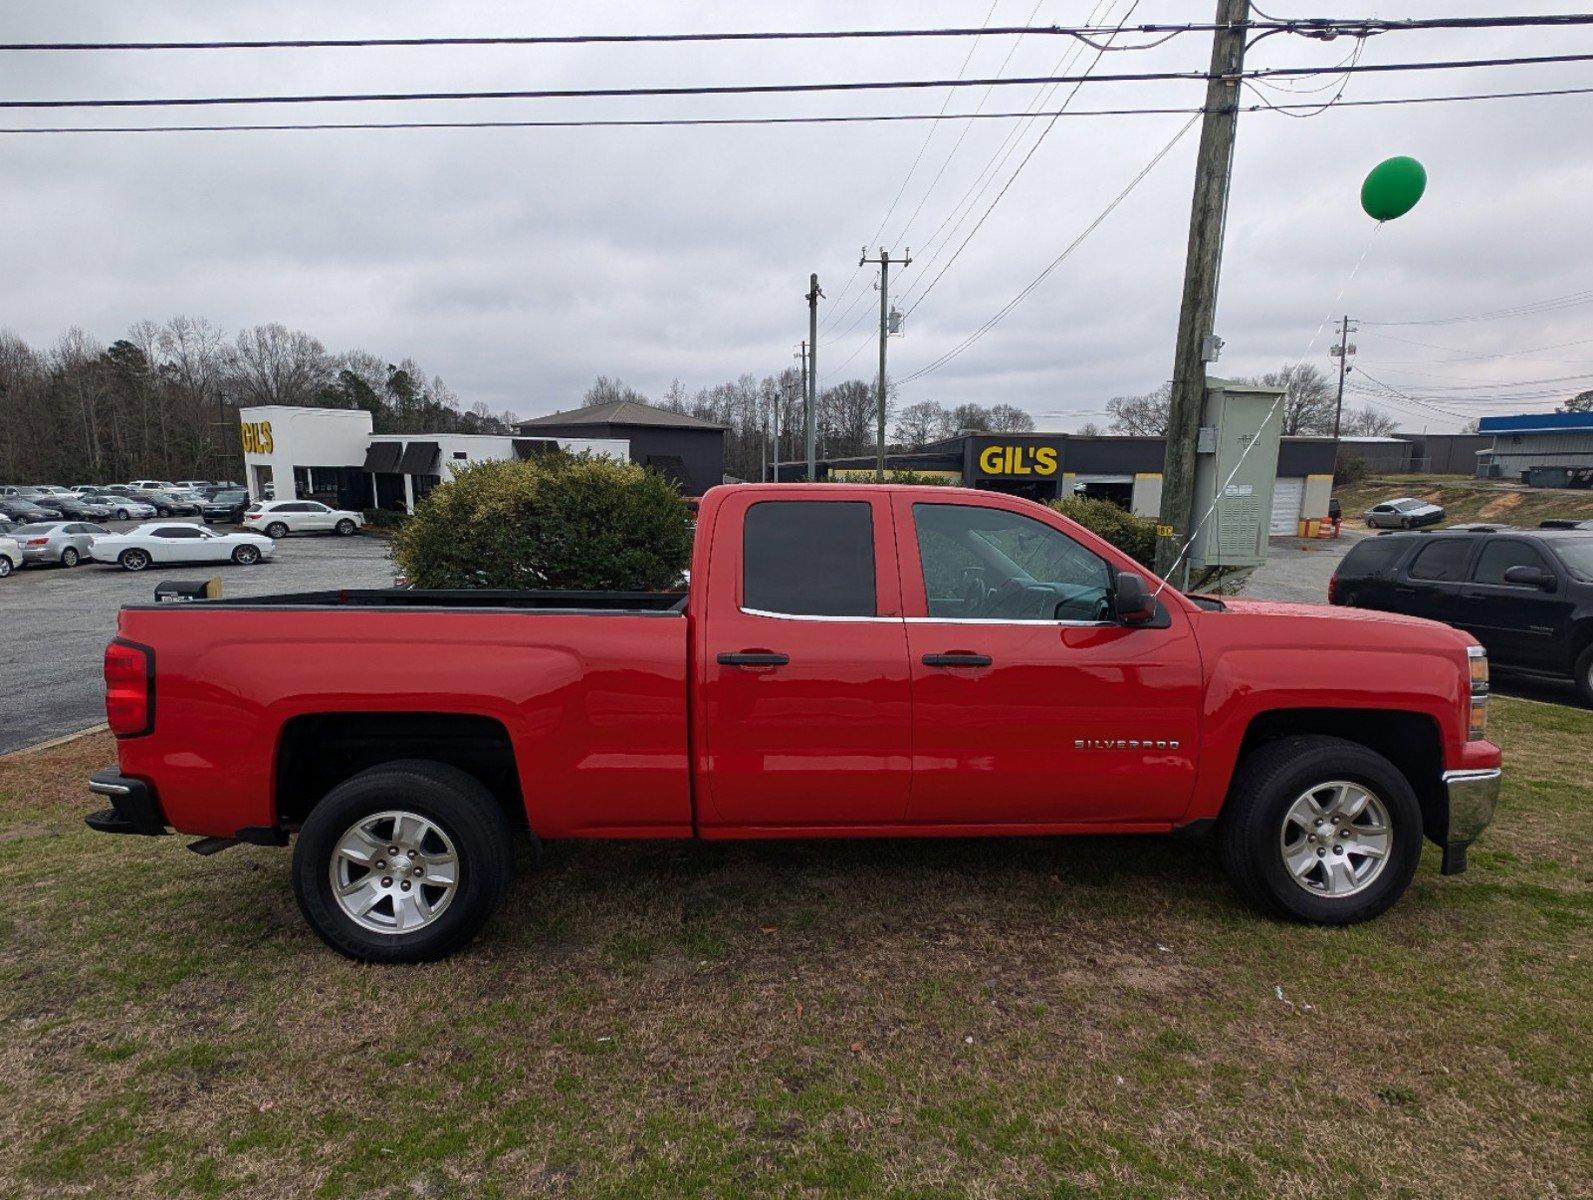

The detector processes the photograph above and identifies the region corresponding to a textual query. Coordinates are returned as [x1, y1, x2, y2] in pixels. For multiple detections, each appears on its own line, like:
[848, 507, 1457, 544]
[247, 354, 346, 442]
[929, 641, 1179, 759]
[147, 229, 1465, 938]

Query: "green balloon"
[1361, 156, 1427, 221]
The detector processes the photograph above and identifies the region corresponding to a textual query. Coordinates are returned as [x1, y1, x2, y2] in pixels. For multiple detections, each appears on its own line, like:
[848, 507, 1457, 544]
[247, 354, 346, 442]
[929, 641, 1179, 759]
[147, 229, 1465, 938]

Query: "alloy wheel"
[1279, 780, 1392, 899]
[329, 810, 460, 935]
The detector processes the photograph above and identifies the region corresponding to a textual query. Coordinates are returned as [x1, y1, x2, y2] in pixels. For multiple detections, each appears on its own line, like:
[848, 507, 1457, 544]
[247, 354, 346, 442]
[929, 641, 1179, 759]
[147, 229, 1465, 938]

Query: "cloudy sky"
[5, 1, 1593, 432]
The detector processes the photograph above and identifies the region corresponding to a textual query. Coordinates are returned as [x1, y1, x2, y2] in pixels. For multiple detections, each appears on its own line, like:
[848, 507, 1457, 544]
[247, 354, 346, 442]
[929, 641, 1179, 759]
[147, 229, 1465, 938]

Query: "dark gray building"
[516, 399, 726, 496]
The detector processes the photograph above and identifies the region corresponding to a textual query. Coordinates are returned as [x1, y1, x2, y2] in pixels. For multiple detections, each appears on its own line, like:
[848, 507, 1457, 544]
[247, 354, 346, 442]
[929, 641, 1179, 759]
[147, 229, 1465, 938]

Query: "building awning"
[512, 438, 561, 459]
[361, 442, 403, 473]
[398, 441, 440, 474]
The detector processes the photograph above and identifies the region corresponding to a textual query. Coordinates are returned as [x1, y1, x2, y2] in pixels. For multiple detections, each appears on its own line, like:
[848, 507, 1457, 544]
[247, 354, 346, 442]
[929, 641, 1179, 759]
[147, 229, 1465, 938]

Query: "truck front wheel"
[292, 760, 514, 962]
[1218, 735, 1422, 925]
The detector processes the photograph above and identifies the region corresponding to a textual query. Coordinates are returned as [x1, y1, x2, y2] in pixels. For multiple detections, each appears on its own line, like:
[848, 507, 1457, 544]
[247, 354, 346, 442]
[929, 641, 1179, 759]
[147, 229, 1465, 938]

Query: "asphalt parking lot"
[0, 522, 396, 754]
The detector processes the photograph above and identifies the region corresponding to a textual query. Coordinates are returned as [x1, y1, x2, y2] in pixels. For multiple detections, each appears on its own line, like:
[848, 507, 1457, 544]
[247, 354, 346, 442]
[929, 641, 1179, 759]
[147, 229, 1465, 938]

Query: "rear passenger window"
[743, 501, 875, 617]
[1408, 539, 1469, 582]
[1472, 540, 1546, 586]
[1338, 537, 1409, 575]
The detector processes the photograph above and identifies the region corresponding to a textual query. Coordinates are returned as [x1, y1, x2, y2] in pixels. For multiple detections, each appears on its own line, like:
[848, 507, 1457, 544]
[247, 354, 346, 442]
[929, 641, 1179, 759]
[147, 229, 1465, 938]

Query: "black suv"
[1331, 528, 1593, 705]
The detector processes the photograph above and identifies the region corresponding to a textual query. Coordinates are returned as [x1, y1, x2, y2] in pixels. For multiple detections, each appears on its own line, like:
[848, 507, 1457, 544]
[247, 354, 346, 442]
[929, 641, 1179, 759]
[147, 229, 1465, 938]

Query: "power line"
[6, 84, 1591, 135]
[1361, 288, 1593, 327]
[10, 54, 1593, 109]
[904, 1, 1143, 318]
[898, 114, 1199, 386]
[6, 14, 1592, 52]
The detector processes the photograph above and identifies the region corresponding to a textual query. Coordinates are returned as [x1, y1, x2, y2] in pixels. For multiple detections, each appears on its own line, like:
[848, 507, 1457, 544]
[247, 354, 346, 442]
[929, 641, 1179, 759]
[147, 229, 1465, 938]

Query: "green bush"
[362, 507, 409, 530]
[391, 454, 693, 590]
[1334, 452, 1368, 485]
[1048, 496, 1158, 570]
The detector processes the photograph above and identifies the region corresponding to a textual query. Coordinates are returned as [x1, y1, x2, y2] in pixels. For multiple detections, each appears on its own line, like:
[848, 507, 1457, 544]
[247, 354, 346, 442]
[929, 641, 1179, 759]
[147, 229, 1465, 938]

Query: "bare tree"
[1243, 363, 1335, 435]
[1562, 388, 1593, 413]
[1106, 383, 1172, 435]
[227, 323, 332, 407]
[893, 400, 954, 448]
[1340, 406, 1400, 437]
[583, 375, 649, 407]
[1077, 421, 1103, 436]
[987, 403, 1036, 433]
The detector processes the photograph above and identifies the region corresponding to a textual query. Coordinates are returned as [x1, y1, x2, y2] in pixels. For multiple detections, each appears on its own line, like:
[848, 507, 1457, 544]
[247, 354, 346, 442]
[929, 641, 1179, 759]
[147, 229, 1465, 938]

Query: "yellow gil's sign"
[240, 420, 274, 455]
[977, 444, 1058, 477]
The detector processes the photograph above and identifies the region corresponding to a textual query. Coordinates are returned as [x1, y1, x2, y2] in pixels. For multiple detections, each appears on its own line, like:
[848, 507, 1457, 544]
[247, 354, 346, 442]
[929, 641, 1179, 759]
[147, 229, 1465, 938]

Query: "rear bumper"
[1437, 767, 1501, 874]
[86, 768, 168, 836]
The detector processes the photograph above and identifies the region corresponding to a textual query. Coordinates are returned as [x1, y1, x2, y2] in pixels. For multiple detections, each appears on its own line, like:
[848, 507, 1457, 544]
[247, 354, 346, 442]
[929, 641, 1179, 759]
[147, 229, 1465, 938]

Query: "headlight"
[1468, 645, 1489, 740]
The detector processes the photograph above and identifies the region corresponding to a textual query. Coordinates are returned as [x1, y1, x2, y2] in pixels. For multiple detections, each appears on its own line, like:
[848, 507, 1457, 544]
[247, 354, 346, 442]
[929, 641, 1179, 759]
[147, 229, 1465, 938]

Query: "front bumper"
[86, 768, 168, 836]
[1437, 767, 1502, 874]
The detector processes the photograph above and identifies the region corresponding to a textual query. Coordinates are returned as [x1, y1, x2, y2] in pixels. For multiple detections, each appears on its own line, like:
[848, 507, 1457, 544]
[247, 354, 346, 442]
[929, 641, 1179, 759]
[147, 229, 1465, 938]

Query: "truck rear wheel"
[292, 760, 514, 962]
[1574, 643, 1593, 708]
[1218, 735, 1422, 925]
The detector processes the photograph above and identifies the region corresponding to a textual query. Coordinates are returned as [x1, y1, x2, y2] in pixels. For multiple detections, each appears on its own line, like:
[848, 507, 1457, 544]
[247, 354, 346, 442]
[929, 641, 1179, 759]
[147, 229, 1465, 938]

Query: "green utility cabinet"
[1189, 377, 1287, 569]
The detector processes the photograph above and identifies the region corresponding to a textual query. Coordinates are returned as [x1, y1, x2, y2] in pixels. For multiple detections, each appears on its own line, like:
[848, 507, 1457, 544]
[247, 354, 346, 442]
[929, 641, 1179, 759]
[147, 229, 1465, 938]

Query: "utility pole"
[1154, 0, 1250, 579]
[806, 273, 822, 481]
[860, 247, 909, 481]
[1330, 315, 1357, 439]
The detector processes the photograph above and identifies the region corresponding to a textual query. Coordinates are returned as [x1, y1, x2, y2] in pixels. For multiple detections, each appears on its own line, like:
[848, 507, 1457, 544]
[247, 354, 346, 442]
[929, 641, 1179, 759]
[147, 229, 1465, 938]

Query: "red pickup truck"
[88, 484, 1501, 962]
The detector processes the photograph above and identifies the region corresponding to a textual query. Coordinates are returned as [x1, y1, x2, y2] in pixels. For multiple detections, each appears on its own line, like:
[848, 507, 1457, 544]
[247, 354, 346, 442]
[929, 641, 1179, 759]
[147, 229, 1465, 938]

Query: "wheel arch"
[1232, 707, 1447, 847]
[274, 712, 526, 833]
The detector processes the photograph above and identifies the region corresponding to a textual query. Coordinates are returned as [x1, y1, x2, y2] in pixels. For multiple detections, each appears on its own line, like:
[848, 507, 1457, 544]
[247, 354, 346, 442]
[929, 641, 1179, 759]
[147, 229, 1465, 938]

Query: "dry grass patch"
[0, 704, 1588, 1199]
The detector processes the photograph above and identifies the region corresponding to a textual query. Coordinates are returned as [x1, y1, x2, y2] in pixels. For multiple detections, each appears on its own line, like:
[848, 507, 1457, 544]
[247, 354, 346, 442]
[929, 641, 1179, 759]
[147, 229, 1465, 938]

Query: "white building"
[238, 406, 628, 513]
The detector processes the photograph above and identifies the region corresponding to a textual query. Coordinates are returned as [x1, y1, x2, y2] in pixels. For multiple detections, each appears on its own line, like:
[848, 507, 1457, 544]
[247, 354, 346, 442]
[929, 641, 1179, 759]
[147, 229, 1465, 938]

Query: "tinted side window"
[1338, 537, 1410, 576]
[1408, 539, 1470, 582]
[1472, 540, 1547, 586]
[155, 526, 202, 539]
[743, 501, 876, 617]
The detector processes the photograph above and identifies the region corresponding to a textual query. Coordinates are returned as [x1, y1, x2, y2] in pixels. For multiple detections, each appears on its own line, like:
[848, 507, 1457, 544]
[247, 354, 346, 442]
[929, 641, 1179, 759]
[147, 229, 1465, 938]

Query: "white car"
[243, 499, 365, 538]
[89, 523, 276, 572]
[0, 534, 19, 578]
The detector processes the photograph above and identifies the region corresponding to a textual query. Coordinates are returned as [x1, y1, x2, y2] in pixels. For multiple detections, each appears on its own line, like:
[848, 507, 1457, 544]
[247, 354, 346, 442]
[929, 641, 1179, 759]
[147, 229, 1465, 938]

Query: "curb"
[0, 723, 110, 759]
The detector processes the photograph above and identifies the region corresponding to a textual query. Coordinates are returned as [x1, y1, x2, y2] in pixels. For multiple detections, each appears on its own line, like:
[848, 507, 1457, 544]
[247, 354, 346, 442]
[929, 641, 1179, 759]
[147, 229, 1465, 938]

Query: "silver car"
[81, 490, 156, 521]
[9, 521, 107, 568]
[1364, 498, 1445, 530]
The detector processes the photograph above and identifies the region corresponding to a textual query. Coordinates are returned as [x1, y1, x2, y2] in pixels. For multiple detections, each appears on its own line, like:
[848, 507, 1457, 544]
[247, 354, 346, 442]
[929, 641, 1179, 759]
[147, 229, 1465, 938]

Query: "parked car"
[132, 489, 202, 517]
[1364, 498, 1445, 529]
[85, 483, 1501, 962]
[2, 485, 53, 501]
[176, 480, 214, 491]
[243, 499, 365, 538]
[129, 479, 178, 492]
[9, 521, 107, 567]
[0, 498, 54, 524]
[201, 488, 251, 524]
[35, 494, 114, 521]
[1540, 519, 1593, 531]
[80, 490, 156, 521]
[89, 522, 276, 571]
[0, 533, 19, 577]
[0, 514, 16, 537]
[1331, 527, 1593, 705]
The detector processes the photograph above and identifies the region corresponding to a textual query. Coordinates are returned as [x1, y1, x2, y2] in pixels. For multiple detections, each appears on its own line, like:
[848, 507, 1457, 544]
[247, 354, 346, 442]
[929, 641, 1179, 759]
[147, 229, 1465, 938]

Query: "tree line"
[1100, 365, 1405, 438]
[589, 375, 1034, 483]
[0, 319, 519, 485]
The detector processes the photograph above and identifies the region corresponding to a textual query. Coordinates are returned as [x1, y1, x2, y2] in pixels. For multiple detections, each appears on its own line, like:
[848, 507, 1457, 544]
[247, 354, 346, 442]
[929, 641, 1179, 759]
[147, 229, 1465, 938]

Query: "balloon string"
[1154, 221, 1383, 597]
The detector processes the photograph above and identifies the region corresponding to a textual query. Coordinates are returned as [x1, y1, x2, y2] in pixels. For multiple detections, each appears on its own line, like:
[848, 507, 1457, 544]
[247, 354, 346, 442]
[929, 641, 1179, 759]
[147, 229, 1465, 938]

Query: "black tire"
[115, 507, 130, 521]
[265, 521, 289, 539]
[1574, 643, 1593, 708]
[155, 506, 171, 517]
[119, 548, 151, 572]
[292, 760, 514, 963]
[334, 518, 356, 536]
[0, 556, 11, 578]
[60, 547, 79, 567]
[231, 544, 261, 565]
[1218, 735, 1423, 925]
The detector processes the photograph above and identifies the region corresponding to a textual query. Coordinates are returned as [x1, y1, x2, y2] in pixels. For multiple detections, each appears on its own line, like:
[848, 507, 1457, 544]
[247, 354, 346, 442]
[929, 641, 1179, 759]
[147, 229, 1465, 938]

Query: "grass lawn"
[1335, 476, 1593, 530]
[0, 701, 1587, 1199]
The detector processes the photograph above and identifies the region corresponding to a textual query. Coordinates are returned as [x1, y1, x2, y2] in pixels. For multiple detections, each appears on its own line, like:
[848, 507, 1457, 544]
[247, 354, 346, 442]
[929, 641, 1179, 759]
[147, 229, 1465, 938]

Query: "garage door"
[1269, 477, 1305, 535]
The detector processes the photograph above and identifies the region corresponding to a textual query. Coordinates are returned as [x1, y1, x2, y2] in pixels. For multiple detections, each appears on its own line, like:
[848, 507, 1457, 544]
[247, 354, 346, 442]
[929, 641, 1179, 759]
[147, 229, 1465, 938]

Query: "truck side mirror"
[1502, 564, 1554, 590]
[1114, 571, 1157, 625]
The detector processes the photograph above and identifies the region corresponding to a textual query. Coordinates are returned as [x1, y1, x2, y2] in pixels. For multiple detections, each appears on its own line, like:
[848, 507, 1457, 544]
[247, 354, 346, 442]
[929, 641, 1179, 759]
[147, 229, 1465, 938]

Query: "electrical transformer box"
[1189, 377, 1286, 569]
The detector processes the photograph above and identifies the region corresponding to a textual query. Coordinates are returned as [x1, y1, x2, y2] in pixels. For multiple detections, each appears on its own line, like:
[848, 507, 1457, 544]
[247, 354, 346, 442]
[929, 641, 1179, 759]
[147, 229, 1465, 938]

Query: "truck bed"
[126, 588, 689, 614]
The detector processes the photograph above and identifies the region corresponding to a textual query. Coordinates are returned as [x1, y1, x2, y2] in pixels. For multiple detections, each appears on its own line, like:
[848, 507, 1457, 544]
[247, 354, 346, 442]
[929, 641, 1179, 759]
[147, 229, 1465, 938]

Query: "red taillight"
[104, 640, 153, 737]
[1327, 574, 1340, 604]
[25, 537, 48, 546]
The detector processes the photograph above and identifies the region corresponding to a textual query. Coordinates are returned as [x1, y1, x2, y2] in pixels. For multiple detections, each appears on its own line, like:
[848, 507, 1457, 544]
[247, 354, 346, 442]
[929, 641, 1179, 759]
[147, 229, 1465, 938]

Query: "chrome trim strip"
[737, 607, 1116, 628]
[1441, 767, 1501, 845]
[89, 779, 132, 796]
[1441, 768, 1501, 784]
[739, 607, 901, 624]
